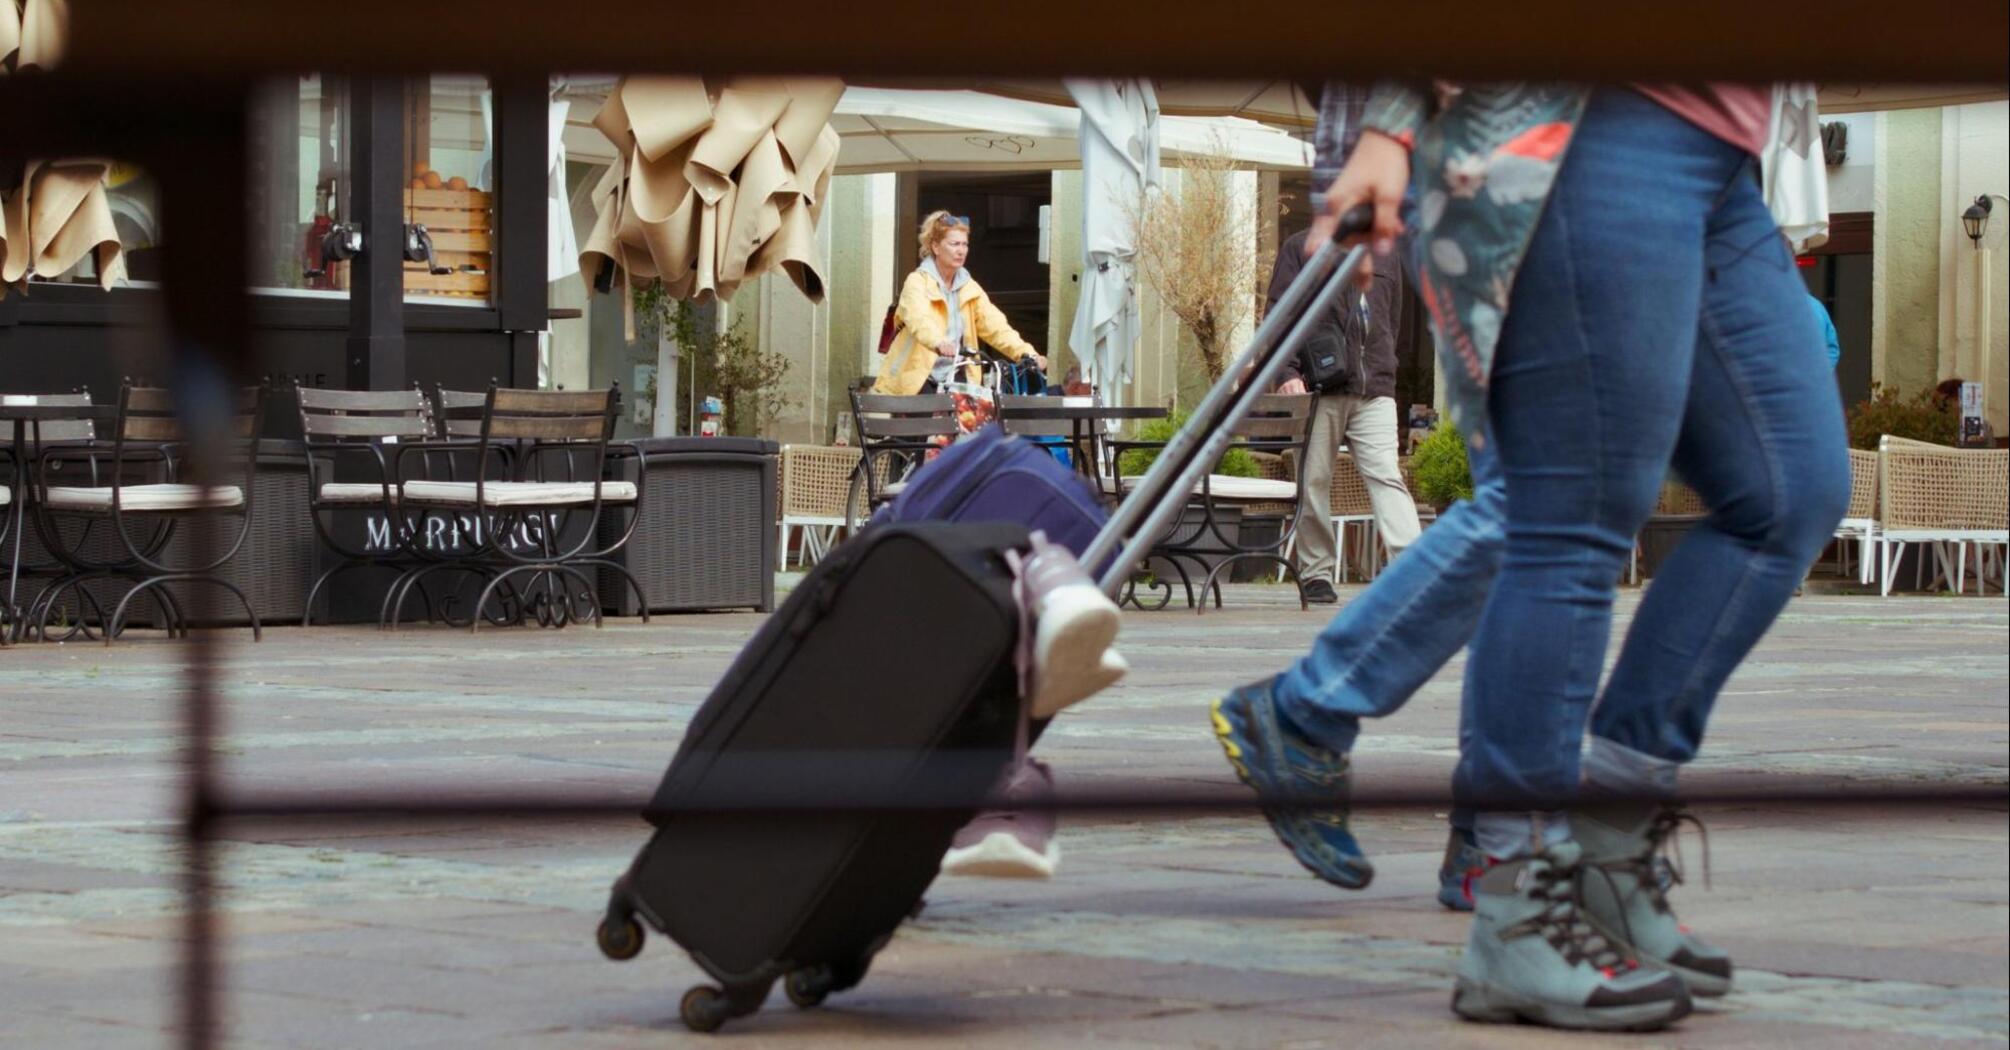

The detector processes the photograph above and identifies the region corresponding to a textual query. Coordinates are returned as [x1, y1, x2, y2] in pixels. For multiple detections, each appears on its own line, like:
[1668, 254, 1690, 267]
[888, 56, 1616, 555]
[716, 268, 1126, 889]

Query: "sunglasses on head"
[940, 215, 971, 228]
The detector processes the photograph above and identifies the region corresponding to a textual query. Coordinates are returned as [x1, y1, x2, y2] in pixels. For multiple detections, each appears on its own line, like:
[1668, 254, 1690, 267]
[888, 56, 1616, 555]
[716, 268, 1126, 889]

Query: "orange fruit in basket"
[413, 162, 430, 177]
[410, 178, 426, 190]
[446, 176, 468, 191]
[422, 171, 444, 189]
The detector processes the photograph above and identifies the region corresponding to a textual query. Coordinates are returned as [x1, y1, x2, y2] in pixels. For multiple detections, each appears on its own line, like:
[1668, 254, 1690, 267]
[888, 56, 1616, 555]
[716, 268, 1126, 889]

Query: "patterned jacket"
[1361, 83, 1591, 451]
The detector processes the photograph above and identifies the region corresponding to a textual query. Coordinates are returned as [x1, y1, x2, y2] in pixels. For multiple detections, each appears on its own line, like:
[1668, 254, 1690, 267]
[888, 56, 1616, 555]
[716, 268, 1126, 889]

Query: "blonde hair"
[917, 210, 970, 262]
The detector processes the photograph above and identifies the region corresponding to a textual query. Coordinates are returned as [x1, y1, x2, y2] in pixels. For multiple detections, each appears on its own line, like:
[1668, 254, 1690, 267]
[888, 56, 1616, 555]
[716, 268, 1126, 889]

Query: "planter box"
[598, 437, 778, 614]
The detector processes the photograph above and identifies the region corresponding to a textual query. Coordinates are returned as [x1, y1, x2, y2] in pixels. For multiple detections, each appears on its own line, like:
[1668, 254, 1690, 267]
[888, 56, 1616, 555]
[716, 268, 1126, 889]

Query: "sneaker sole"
[940, 830, 1059, 879]
[1451, 977, 1692, 1031]
[1210, 698, 1374, 891]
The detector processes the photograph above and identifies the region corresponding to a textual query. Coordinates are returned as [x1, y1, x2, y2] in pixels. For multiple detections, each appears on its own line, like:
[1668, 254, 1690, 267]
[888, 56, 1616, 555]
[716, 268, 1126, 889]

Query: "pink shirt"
[1636, 85, 1772, 157]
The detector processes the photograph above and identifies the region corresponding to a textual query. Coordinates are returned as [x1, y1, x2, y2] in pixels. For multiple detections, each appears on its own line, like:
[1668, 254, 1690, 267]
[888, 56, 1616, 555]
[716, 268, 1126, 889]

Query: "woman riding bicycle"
[874, 211, 1046, 396]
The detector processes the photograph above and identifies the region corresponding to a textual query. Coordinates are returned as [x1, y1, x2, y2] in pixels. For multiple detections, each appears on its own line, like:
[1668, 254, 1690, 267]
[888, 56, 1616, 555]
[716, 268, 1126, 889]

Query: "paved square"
[2, 584, 2005, 1047]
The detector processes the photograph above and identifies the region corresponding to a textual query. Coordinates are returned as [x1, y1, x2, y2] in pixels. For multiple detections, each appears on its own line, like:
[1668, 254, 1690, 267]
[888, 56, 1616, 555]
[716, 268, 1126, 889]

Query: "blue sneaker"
[1437, 825, 1484, 911]
[1210, 679, 1373, 889]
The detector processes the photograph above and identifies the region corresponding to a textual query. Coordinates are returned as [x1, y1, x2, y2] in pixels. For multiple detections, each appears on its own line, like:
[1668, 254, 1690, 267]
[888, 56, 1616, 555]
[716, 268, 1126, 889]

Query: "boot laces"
[1616, 806, 1711, 914]
[1506, 856, 1635, 974]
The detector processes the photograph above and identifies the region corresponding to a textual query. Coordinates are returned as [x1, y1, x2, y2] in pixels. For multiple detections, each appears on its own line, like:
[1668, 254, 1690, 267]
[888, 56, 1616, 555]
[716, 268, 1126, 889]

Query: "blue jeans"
[1273, 439, 1504, 757]
[1455, 90, 1850, 813]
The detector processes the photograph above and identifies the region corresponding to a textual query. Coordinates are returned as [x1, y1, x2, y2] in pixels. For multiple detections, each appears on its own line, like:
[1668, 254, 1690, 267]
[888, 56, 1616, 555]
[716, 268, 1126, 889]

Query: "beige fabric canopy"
[580, 76, 843, 310]
[2, 0, 68, 73]
[1, 159, 125, 298]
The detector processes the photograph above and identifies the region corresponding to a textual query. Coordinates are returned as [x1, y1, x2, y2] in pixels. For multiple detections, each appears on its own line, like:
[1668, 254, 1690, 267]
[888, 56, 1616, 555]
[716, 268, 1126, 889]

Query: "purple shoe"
[940, 758, 1059, 879]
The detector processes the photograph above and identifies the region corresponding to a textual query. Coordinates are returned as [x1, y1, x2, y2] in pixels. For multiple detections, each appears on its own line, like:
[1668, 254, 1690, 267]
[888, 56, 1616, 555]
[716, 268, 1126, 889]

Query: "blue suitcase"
[876, 423, 1109, 564]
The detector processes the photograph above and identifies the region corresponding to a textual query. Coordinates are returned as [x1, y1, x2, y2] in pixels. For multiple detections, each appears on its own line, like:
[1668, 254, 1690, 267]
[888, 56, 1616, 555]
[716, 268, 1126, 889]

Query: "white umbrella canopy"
[831, 87, 1307, 174]
[1065, 79, 1160, 401]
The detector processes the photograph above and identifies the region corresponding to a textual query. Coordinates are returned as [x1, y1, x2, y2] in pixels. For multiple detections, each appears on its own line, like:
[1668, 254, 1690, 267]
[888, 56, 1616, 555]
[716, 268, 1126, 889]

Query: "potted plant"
[1410, 422, 1474, 513]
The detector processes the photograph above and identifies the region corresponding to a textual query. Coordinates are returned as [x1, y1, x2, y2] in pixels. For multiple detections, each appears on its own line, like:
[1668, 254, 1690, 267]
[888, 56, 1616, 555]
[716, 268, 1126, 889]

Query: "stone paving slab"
[1, 585, 2005, 1047]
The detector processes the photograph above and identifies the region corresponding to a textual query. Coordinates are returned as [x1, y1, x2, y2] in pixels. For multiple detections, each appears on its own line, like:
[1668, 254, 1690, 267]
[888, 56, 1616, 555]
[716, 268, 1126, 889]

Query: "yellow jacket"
[873, 268, 1038, 395]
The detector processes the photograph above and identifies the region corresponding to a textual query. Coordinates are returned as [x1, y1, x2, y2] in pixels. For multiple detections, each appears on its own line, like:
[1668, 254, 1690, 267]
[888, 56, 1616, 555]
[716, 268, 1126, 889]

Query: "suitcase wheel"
[784, 966, 834, 1009]
[596, 914, 644, 961]
[680, 985, 731, 1032]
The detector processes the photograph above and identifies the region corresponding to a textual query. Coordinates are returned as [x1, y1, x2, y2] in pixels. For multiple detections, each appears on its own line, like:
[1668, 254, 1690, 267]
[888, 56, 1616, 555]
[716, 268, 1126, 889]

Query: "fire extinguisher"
[301, 177, 339, 290]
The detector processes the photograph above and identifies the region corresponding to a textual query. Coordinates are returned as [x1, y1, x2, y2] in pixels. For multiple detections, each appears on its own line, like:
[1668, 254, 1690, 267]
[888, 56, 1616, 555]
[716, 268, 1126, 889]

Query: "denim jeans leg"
[1272, 438, 1505, 755]
[1588, 172, 1853, 778]
[1453, 90, 1735, 815]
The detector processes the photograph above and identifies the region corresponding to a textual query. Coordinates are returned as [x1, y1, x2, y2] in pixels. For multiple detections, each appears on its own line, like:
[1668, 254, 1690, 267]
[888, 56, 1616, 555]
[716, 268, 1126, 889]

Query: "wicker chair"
[1831, 448, 1881, 585]
[1876, 435, 2009, 596]
[778, 444, 864, 568]
[1628, 478, 1710, 585]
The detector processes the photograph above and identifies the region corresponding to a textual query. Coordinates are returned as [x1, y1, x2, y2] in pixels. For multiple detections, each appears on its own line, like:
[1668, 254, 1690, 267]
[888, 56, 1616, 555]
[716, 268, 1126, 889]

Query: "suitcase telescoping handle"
[1087, 205, 1376, 595]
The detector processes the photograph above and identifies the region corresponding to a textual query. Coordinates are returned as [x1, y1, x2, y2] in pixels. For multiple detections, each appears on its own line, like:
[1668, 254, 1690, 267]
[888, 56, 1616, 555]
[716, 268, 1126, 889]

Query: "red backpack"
[876, 304, 900, 354]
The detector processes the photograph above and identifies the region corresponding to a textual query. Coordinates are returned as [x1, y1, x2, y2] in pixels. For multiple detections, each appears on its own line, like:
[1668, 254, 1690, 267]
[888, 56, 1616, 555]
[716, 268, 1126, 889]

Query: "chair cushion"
[1118, 473, 1296, 502]
[399, 479, 639, 507]
[0, 487, 9, 507]
[42, 483, 245, 512]
[319, 482, 402, 504]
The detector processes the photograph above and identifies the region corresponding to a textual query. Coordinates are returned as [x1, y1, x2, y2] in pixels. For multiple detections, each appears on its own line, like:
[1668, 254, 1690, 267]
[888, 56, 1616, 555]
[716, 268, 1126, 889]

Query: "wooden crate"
[404, 187, 491, 299]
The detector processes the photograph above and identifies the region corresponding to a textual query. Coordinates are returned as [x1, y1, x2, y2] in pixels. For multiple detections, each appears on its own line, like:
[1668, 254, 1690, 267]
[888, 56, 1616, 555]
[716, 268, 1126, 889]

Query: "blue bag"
[877, 423, 1107, 563]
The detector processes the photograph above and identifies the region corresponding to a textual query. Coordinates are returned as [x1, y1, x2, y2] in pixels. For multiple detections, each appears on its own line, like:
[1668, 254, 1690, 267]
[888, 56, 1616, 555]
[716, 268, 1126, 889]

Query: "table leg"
[5, 420, 29, 642]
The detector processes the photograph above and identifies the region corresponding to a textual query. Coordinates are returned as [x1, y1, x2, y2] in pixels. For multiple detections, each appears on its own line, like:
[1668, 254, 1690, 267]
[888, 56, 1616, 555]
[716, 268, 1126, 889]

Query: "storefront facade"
[0, 75, 555, 429]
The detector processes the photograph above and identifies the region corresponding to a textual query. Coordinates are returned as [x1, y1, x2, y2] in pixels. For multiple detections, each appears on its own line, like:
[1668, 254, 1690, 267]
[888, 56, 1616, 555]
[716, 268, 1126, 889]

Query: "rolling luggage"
[877, 422, 1109, 564]
[597, 208, 1375, 1033]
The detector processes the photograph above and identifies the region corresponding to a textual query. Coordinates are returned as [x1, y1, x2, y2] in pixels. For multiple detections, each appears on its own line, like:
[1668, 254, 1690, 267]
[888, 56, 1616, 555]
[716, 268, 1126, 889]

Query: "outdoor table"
[994, 401, 1166, 483]
[0, 397, 110, 641]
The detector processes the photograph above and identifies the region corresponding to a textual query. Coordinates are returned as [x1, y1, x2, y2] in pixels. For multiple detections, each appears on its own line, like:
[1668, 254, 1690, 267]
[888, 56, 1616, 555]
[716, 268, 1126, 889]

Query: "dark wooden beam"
[65, 0, 2010, 82]
[346, 78, 408, 391]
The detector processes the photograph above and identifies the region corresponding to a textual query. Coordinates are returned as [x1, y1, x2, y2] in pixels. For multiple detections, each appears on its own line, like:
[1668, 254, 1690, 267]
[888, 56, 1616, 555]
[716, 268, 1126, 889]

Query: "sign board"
[1960, 381, 1986, 446]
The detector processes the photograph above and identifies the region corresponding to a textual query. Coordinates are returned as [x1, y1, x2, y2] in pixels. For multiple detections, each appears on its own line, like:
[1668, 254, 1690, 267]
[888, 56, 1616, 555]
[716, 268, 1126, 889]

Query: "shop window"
[249, 74, 350, 295]
[402, 75, 494, 304]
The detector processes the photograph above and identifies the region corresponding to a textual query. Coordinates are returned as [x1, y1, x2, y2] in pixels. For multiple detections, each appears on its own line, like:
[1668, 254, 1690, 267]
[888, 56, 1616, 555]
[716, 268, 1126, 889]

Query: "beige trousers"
[1293, 394, 1421, 583]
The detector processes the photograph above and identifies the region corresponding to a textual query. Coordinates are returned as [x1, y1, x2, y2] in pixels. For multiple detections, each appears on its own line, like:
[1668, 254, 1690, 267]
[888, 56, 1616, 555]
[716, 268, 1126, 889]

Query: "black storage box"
[599, 436, 778, 614]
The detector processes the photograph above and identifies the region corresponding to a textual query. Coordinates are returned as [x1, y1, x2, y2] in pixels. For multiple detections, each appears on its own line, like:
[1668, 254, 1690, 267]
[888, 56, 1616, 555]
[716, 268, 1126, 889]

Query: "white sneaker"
[1020, 536, 1125, 718]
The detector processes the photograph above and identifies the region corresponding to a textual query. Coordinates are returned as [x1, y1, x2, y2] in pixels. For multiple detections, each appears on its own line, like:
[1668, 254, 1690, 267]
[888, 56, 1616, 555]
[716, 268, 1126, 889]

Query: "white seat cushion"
[319, 482, 402, 504]
[1118, 473, 1296, 502]
[43, 483, 245, 512]
[399, 479, 638, 507]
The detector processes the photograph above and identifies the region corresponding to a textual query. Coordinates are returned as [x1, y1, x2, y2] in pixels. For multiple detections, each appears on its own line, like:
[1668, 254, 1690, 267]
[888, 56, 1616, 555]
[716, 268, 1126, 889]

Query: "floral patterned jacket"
[1363, 83, 1591, 450]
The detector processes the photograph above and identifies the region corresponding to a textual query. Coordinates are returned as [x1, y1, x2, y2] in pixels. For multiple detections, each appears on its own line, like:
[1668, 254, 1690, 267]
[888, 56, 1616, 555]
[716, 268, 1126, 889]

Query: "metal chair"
[1, 390, 100, 643]
[393, 386, 644, 630]
[845, 390, 960, 530]
[295, 385, 436, 625]
[1107, 393, 1316, 612]
[29, 383, 266, 644]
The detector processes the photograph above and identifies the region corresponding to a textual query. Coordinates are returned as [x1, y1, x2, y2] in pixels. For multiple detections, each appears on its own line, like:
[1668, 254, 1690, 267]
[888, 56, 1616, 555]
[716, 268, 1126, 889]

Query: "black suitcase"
[598, 520, 1031, 1031]
[597, 208, 1374, 1033]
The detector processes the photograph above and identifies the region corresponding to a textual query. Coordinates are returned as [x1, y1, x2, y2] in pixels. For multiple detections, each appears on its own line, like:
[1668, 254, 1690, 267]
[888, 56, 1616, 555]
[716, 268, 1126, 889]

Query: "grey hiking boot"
[1574, 804, 1733, 998]
[1453, 840, 1692, 1031]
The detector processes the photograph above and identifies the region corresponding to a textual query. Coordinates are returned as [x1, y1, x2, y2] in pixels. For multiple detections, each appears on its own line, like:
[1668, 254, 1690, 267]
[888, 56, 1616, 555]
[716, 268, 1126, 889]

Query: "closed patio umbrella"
[1, 159, 125, 297]
[580, 75, 842, 317]
[1065, 78, 1160, 406]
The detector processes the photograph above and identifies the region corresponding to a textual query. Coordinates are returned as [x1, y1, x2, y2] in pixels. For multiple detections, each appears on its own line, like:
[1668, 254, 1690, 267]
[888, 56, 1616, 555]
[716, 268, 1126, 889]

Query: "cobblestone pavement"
[2, 584, 2005, 1048]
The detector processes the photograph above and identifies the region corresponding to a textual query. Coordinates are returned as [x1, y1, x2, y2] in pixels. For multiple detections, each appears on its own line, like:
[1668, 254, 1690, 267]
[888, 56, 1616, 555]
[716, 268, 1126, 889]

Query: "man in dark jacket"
[1270, 227, 1419, 603]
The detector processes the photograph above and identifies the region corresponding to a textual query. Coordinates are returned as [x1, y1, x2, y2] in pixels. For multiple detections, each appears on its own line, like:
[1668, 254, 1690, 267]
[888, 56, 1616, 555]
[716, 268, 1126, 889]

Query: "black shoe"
[1301, 578, 1338, 605]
